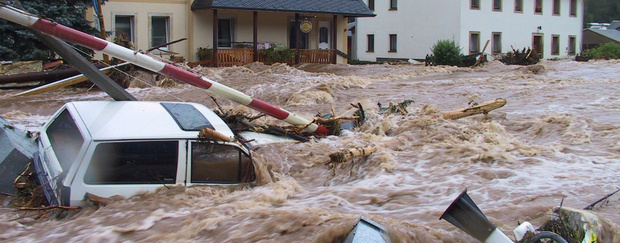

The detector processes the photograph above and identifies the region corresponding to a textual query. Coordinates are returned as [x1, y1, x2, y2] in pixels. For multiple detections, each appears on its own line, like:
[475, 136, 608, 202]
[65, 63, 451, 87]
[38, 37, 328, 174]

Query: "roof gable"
[191, 0, 375, 17]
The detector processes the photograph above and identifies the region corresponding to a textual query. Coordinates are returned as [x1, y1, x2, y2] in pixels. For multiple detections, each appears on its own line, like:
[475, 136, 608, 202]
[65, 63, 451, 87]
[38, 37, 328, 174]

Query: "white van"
[34, 101, 255, 206]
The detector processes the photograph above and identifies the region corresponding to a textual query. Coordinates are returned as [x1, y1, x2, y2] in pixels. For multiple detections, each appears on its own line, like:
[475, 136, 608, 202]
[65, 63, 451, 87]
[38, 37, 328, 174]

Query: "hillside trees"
[0, 0, 98, 61]
[585, 0, 620, 24]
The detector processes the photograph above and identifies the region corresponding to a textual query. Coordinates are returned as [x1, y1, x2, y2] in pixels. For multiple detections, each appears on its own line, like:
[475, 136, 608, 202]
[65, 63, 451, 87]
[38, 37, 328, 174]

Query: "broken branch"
[314, 116, 360, 124]
[584, 188, 620, 210]
[19, 205, 80, 211]
[199, 127, 234, 142]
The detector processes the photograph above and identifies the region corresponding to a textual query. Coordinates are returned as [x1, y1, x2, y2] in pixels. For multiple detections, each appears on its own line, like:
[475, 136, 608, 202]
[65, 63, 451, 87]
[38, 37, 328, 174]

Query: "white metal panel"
[69, 101, 233, 140]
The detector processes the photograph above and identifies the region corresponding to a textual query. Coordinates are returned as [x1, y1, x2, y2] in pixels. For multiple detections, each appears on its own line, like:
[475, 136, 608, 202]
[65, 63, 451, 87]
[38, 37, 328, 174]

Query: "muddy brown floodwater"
[0, 60, 619, 242]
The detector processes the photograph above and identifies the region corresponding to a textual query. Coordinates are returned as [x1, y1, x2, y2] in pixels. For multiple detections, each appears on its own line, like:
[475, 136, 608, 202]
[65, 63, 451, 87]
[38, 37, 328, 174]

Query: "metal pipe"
[0, 3, 329, 135]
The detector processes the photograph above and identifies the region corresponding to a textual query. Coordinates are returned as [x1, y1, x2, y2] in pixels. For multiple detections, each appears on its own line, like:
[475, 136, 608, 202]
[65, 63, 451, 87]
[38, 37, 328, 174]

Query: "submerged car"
[34, 101, 256, 206]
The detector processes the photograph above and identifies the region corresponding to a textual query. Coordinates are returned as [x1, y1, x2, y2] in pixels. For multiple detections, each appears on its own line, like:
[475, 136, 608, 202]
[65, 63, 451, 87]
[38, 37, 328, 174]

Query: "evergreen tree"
[0, 0, 97, 61]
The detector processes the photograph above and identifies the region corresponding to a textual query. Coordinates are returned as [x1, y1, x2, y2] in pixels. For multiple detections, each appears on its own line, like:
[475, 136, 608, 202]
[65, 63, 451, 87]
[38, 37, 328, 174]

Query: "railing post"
[295, 13, 300, 65]
[213, 9, 219, 67]
[253, 11, 258, 62]
[332, 15, 338, 64]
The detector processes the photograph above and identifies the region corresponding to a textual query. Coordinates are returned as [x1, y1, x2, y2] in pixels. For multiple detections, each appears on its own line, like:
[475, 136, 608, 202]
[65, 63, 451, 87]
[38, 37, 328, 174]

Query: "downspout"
[187, 0, 194, 62]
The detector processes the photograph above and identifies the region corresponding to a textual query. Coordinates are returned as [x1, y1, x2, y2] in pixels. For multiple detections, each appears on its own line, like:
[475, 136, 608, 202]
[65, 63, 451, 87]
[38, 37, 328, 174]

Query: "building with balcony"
[99, 0, 374, 66]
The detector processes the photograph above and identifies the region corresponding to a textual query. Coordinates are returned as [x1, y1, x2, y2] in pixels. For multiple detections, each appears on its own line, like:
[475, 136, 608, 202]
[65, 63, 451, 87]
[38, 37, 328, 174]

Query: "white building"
[353, 0, 584, 61]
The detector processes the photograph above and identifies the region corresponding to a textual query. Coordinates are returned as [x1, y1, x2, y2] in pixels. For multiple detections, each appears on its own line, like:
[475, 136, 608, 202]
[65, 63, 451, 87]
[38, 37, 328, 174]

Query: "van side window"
[84, 141, 178, 184]
[46, 109, 84, 171]
[191, 143, 254, 183]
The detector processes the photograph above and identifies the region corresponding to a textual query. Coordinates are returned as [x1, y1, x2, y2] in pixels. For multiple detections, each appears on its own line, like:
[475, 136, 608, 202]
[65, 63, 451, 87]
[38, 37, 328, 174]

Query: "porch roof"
[191, 0, 375, 17]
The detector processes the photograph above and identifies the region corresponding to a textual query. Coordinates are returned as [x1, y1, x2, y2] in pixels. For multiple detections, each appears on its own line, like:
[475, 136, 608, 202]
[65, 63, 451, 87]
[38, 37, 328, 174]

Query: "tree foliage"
[585, 0, 620, 24]
[430, 40, 463, 67]
[583, 43, 620, 60]
[0, 0, 97, 61]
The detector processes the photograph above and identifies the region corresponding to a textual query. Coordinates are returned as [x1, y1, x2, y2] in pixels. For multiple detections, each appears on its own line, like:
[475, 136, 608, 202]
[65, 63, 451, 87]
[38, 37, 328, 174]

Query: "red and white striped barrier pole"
[0, 4, 329, 135]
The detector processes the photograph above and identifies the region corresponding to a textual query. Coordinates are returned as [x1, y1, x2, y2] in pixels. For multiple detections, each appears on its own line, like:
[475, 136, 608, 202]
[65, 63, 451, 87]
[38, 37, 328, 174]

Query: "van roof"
[66, 101, 234, 141]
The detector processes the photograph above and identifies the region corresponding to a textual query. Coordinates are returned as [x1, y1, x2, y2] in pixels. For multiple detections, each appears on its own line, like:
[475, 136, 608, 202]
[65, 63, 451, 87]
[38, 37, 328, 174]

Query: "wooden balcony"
[211, 49, 336, 67]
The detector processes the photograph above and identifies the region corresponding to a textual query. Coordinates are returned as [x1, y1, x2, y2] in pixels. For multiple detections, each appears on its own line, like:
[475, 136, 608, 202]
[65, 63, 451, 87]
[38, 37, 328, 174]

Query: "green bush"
[258, 44, 294, 64]
[430, 40, 463, 66]
[197, 47, 212, 60]
[583, 43, 620, 60]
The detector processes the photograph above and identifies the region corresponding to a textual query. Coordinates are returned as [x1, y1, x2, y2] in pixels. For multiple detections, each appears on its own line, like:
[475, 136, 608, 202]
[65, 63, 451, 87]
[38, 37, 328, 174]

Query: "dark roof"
[585, 29, 620, 43]
[191, 0, 375, 17]
[610, 20, 620, 30]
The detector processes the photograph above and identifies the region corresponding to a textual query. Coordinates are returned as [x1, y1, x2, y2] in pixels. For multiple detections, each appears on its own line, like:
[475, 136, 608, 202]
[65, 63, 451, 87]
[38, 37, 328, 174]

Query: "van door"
[38, 107, 89, 206]
[186, 141, 254, 185]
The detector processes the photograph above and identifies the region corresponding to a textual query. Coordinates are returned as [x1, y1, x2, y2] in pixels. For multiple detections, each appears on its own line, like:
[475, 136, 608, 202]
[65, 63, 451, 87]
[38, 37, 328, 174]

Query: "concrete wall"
[354, 0, 583, 61]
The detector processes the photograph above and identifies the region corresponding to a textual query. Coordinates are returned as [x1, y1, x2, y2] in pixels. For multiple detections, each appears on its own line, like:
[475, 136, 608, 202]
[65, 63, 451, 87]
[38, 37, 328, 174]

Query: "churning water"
[0, 60, 619, 242]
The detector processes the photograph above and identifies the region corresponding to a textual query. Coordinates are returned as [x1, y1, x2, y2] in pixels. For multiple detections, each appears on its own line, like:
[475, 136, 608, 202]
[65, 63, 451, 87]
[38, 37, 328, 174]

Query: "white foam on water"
[1, 60, 619, 242]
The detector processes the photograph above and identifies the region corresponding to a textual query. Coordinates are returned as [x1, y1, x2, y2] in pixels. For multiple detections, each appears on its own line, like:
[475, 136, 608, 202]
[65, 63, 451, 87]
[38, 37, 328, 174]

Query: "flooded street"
[0, 59, 619, 242]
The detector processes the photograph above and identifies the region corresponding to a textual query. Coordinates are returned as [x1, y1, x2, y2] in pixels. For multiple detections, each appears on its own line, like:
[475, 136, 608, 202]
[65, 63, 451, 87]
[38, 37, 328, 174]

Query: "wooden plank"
[11, 62, 129, 97]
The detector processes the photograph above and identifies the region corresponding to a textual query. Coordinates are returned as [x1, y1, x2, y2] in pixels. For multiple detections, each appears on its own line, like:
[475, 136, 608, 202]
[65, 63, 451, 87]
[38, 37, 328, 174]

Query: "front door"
[318, 21, 331, 49]
[532, 34, 544, 58]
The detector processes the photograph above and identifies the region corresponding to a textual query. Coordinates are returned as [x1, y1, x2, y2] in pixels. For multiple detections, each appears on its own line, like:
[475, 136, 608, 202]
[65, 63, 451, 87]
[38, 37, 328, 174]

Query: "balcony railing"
[218, 49, 255, 67]
[213, 49, 335, 67]
[298, 49, 334, 64]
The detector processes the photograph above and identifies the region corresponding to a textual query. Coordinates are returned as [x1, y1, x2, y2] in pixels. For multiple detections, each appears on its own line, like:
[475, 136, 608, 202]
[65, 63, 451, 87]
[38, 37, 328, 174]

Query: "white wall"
[355, 0, 460, 61]
[460, 0, 583, 58]
[354, 0, 583, 61]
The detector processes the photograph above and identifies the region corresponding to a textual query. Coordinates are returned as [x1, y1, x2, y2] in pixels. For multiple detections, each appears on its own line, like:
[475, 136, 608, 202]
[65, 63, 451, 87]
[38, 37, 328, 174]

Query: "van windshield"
[46, 109, 84, 171]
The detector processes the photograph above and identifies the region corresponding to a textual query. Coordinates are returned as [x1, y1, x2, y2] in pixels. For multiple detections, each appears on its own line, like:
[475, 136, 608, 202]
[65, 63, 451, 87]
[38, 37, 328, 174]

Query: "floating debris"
[328, 145, 377, 164]
[499, 47, 541, 65]
[442, 98, 507, 120]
